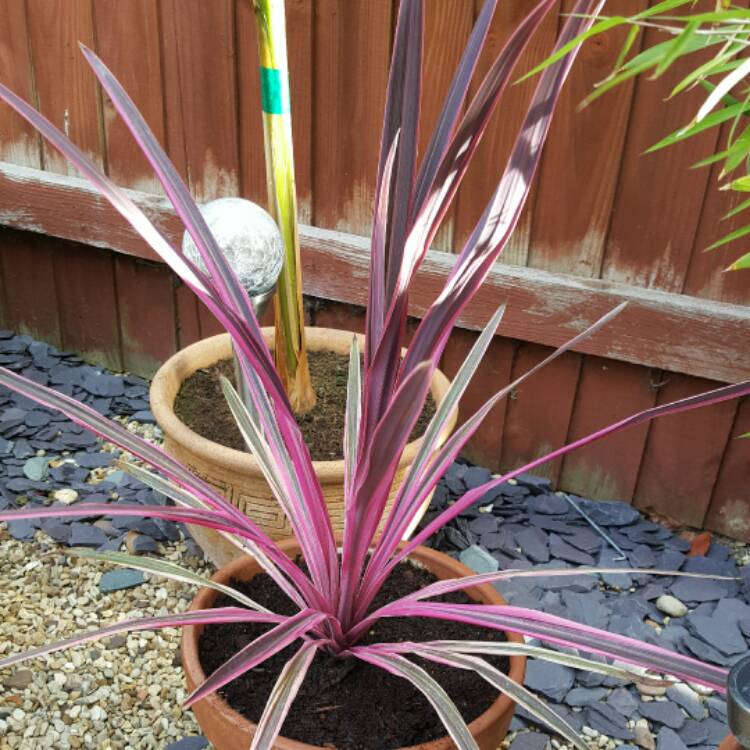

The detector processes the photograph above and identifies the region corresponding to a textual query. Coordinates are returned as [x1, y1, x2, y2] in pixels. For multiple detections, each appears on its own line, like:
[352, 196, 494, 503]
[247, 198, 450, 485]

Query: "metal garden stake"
[182, 196, 284, 411]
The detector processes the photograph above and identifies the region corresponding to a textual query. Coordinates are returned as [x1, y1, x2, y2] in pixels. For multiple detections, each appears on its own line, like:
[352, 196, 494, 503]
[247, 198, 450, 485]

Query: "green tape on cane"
[260, 67, 288, 115]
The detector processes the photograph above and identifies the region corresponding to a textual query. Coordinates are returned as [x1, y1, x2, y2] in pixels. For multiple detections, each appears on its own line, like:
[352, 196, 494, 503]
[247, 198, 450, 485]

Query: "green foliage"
[529, 1, 750, 272]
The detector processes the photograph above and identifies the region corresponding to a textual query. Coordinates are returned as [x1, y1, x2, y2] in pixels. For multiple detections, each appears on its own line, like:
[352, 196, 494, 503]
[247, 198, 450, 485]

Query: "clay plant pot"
[718, 737, 742, 750]
[150, 328, 456, 567]
[182, 538, 527, 750]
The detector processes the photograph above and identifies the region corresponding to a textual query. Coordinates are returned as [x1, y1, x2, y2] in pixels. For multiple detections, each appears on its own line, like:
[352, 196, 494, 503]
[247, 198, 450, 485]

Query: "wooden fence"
[0, 0, 748, 540]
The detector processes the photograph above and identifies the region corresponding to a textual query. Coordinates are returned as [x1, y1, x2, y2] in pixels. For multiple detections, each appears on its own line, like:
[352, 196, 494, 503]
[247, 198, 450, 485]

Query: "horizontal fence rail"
[1, 162, 748, 385]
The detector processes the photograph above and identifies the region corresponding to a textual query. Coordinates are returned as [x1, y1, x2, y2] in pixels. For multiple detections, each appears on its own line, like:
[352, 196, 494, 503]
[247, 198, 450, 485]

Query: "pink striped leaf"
[400, 0, 605, 378]
[71, 549, 268, 612]
[250, 641, 321, 750]
[220, 372, 337, 599]
[367, 0, 423, 360]
[360, 303, 627, 611]
[370, 643, 588, 750]
[0, 608, 281, 670]
[398, 379, 750, 564]
[119, 460, 318, 610]
[367, 640, 669, 686]
[79, 44, 273, 379]
[383, 602, 728, 690]
[185, 610, 327, 707]
[339, 362, 434, 625]
[354, 650, 478, 750]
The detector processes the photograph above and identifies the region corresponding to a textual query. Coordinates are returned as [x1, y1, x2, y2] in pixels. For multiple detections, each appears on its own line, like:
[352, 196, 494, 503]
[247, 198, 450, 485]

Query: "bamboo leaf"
[653, 21, 700, 78]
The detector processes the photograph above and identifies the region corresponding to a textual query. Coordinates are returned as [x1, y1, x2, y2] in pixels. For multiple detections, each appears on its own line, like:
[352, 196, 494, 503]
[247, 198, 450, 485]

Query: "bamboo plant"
[253, 0, 316, 413]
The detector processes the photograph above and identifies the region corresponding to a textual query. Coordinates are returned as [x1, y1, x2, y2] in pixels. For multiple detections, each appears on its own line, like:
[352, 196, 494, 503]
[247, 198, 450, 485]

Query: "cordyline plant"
[0, 1, 748, 748]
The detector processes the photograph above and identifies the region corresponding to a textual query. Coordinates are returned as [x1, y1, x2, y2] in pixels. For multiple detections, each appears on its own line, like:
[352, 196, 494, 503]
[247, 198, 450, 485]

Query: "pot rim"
[150, 328, 456, 482]
[182, 539, 527, 750]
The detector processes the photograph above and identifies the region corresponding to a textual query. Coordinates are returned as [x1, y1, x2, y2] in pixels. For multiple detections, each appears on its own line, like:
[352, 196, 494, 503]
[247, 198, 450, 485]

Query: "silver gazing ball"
[181, 197, 284, 296]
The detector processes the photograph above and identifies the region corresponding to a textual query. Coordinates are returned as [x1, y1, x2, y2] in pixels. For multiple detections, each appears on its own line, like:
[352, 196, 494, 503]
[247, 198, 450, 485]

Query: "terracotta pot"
[718, 737, 742, 750]
[150, 328, 456, 568]
[182, 538, 527, 750]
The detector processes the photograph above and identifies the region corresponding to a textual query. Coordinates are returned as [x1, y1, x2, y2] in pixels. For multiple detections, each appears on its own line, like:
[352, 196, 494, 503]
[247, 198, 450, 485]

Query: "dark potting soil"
[174, 350, 437, 461]
[198, 562, 509, 749]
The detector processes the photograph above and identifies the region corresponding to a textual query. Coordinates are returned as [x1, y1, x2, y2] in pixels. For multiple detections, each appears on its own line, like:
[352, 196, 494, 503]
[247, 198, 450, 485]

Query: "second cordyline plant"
[0, 0, 747, 748]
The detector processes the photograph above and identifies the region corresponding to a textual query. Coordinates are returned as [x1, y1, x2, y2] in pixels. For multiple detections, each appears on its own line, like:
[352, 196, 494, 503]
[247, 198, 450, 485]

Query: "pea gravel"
[0, 531, 214, 749]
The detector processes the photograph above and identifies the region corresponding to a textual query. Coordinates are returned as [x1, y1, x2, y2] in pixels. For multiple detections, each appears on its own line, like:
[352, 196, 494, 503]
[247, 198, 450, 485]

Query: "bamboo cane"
[253, 0, 316, 413]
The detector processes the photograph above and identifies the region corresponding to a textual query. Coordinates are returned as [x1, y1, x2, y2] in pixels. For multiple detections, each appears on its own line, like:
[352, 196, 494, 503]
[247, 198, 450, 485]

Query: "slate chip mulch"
[419, 461, 748, 748]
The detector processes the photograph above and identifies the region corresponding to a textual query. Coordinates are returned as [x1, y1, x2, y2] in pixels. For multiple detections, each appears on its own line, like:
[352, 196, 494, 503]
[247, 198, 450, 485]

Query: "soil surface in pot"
[174, 350, 436, 461]
[199, 561, 509, 749]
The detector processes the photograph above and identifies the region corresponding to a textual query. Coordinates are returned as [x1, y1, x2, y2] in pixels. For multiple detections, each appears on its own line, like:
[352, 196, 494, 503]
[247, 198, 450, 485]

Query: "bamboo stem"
[253, 0, 316, 414]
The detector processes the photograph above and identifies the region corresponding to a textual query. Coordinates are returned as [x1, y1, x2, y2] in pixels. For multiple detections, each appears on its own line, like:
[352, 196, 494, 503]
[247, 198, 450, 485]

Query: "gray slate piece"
[164, 739, 209, 750]
[22, 456, 49, 481]
[70, 522, 109, 548]
[529, 494, 569, 515]
[607, 687, 639, 717]
[564, 686, 608, 707]
[678, 719, 709, 746]
[524, 661, 575, 703]
[657, 727, 689, 750]
[515, 527, 549, 563]
[459, 545, 498, 574]
[670, 577, 727, 603]
[666, 685, 705, 721]
[99, 569, 146, 593]
[579, 499, 640, 527]
[687, 614, 746, 655]
[638, 700, 686, 730]
[7, 518, 35, 540]
[508, 733, 550, 750]
[548, 534, 595, 566]
[586, 703, 634, 741]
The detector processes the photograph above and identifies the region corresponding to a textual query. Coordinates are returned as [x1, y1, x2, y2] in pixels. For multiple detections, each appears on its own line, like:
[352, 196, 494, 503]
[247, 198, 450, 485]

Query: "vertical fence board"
[528, 0, 644, 277]
[0, 228, 61, 346]
[500, 343, 581, 483]
[704, 399, 750, 542]
[114, 255, 176, 375]
[681, 128, 750, 306]
[441, 330, 515, 471]
[0, 0, 41, 167]
[418, 0, 474, 252]
[24, 0, 102, 174]
[633, 374, 738, 527]
[235, 0, 266, 206]
[53, 240, 121, 370]
[600, 8, 720, 293]
[197, 303, 226, 339]
[559, 357, 656, 502]
[160, 0, 239, 201]
[312, 0, 392, 235]
[92, 0, 165, 193]
[452, 1, 559, 264]
[174, 280, 202, 350]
